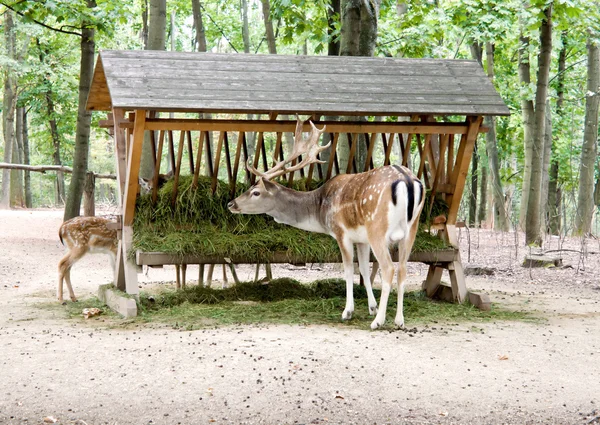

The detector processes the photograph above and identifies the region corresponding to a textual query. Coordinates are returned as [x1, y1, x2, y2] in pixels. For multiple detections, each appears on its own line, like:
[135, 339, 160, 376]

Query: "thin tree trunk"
[11, 105, 24, 207]
[478, 145, 488, 225]
[48, 93, 66, 204]
[192, 0, 207, 52]
[261, 0, 277, 54]
[575, 35, 600, 235]
[141, 0, 149, 49]
[327, 0, 341, 56]
[483, 42, 509, 231]
[1, 11, 16, 209]
[547, 31, 568, 235]
[340, 0, 361, 57]
[63, 0, 96, 221]
[469, 144, 478, 226]
[22, 109, 32, 208]
[540, 99, 552, 233]
[518, 32, 535, 231]
[139, 0, 167, 181]
[241, 0, 251, 53]
[525, 4, 553, 246]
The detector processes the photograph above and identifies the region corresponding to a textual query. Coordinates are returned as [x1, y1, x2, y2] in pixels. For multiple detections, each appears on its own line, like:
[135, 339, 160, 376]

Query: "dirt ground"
[0, 209, 599, 425]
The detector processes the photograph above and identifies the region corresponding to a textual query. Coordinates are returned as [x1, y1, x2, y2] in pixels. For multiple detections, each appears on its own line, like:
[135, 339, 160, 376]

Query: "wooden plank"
[428, 133, 449, 213]
[135, 247, 458, 266]
[111, 108, 127, 206]
[447, 134, 455, 183]
[250, 132, 264, 185]
[205, 130, 214, 177]
[345, 134, 357, 174]
[192, 131, 205, 188]
[326, 133, 339, 180]
[364, 133, 376, 171]
[446, 117, 483, 224]
[151, 130, 165, 204]
[186, 131, 194, 173]
[171, 130, 186, 205]
[211, 131, 225, 193]
[123, 110, 146, 226]
[223, 131, 233, 184]
[167, 130, 176, 174]
[231, 131, 245, 197]
[136, 119, 476, 135]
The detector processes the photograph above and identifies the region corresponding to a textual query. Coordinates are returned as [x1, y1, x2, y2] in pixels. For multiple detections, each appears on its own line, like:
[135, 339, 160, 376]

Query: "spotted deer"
[58, 216, 118, 303]
[228, 117, 425, 329]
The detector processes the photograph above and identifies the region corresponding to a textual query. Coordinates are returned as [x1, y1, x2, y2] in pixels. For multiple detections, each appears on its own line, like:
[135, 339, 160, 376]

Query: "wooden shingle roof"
[87, 50, 510, 117]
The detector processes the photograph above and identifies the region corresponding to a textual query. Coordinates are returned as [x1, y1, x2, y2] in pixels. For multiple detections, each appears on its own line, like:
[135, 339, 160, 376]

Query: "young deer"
[58, 216, 118, 303]
[228, 117, 425, 329]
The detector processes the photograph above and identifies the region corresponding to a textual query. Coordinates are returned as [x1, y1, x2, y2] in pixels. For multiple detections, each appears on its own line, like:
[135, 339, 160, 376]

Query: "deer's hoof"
[394, 318, 405, 329]
[341, 309, 353, 321]
[368, 304, 378, 316]
[370, 318, 384, 330]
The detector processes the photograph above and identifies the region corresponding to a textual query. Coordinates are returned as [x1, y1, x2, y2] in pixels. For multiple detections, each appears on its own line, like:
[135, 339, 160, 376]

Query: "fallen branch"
[544, 249, 600, 255]
[0, 163, 116, 180]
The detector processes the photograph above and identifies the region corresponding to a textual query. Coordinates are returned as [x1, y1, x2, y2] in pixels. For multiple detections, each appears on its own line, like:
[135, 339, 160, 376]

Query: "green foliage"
[132, 279, 534, 329]
[132, 176, 449, 262]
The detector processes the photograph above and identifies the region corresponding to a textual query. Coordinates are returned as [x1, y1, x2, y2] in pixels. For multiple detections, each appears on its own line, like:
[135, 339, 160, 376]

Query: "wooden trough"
[86, 50, 509, 312]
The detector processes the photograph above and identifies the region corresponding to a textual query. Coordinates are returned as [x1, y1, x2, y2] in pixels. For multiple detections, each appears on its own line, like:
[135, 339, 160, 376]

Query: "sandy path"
[0, 209, 599, 425]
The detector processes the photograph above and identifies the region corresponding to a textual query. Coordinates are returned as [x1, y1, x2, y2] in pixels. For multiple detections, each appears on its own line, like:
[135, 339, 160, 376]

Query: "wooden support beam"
[138, 119, 479, 135]
[151, 131, 165, 204]
[123, 110, 146, 226]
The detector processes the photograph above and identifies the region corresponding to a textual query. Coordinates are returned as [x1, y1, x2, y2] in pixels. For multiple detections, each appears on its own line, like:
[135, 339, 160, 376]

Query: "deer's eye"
[252, 191, 260, 197]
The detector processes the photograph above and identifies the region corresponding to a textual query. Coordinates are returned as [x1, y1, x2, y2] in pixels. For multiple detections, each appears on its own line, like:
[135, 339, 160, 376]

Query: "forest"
[0, 0, 599, 246]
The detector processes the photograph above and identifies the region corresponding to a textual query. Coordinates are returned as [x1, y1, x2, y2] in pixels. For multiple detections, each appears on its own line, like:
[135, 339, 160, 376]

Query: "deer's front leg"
[356, 243, 378, 316]
[338, 239, 355, 321]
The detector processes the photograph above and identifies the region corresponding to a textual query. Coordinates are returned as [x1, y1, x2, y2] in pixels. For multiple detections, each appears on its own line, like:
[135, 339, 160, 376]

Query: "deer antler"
[247, 115, 330, 181]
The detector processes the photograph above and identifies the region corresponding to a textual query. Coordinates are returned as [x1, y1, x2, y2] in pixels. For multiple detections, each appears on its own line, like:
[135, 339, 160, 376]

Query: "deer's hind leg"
[57, 247, 86, 303]
[356, 243, 378, 316]
[369, 241, 395, 330]
[338, 238, 355, 321]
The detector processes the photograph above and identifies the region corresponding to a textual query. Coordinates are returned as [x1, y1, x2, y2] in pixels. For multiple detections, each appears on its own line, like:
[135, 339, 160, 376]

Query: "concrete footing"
[98, 284, 137, 318]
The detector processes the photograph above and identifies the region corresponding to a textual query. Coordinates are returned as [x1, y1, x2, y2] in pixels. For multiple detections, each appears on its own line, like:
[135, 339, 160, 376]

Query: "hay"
[131, 175, 448, 262]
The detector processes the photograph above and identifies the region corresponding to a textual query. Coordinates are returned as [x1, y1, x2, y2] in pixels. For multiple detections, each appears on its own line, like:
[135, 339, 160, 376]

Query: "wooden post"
[83, 171, 95, 216]
[117, 109, 146, 297]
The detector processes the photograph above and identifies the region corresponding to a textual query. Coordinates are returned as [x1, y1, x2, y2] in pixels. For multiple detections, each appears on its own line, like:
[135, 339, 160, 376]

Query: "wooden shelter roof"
[86, 50, 510, 117]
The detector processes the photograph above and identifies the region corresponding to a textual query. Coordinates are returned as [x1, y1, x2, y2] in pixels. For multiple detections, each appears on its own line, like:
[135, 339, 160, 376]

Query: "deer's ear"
[260, 178, 276, 194]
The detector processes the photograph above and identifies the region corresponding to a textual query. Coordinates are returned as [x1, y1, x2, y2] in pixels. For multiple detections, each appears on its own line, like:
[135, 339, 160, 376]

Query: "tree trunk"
[547, 31, 568, 235]
[10, 106, 24, 207]
[47, 93, 66, 204]
[525, 4, 552, 246]
[141, 0, 149, 49]
[469, 144, 478, 226]
[540, 99, 552, 233]
[468, 42, 482, 227]
[340, 0, 361, 56]
[575, 35, 600, 235]
[22, 109, 32, 208]
[139, 0, 167, 180]
[63, 0, 96, 221]
[484, 42, 509, 231]
[327, 0, 341, 56]
[1, 11, 16, 209]
[518, 32, 535, 231]
[192, 0, 208, 52]
[261, 0, 277, 54]
[241, 0, 251, 53]
[148, 0, 166, 50]
[478, 144, 488, 225]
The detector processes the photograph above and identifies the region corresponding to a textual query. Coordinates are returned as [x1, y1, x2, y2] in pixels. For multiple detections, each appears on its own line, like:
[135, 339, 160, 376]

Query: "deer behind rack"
[228, 117, 425, 329]
[58, 216, 118, 303]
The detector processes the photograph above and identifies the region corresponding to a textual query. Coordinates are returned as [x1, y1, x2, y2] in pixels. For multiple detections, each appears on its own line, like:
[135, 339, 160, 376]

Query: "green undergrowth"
[130, 278, 534, 330]
[131, 175, 449, 261]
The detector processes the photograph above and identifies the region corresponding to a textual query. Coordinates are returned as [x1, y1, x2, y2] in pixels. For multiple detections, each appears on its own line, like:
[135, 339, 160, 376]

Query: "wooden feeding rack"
[87, 50, 509, 310]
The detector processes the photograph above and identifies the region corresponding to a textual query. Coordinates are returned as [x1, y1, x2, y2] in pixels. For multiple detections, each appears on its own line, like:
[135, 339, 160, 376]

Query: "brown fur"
[58, 216, 118, 303]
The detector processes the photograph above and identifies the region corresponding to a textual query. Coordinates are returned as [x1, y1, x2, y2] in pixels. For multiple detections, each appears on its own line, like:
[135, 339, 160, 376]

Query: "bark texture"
[241, 0, 251, 53]
[63, 0, 96, 221]
[192, 0, 207, 52]
[1, 11, 16, 209]
[261, 0, 277, 54]
[327, 0, 341, 56]
[575, 36, 600, 235]
[525, 4, 552, 246]
[518, 32, 535, 230]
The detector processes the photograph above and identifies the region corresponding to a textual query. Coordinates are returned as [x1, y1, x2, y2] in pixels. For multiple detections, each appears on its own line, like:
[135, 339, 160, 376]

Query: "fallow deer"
[58, 216, 118, 303]
[228, 117, 425, 329]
